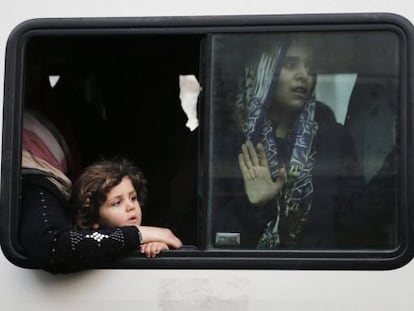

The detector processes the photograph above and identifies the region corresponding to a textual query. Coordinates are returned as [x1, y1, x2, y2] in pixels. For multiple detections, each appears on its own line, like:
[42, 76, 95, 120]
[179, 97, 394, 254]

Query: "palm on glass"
[238, 140, 286, 205]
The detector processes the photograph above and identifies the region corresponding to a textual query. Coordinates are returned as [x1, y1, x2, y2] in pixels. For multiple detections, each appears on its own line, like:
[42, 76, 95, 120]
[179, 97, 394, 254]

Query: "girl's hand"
[140, 242, 169, 258]
[137, 226, 183, 249]
[238, 140, 286, 205]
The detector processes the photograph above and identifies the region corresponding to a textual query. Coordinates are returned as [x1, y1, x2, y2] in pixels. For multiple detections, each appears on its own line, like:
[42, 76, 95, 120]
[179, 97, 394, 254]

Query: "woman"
[236, 36, 363, 249]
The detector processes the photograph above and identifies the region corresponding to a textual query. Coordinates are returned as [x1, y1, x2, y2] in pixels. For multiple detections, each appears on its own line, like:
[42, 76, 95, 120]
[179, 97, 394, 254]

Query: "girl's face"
[271, 43, 315, 113]
[95, 176, 142, 228]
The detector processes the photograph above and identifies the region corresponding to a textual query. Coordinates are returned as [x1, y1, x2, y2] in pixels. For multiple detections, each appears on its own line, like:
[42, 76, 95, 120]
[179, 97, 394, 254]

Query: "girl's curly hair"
[71, 157, 147, 229]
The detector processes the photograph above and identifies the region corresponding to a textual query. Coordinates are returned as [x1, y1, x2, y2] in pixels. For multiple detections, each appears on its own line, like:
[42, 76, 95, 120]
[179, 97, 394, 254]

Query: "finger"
[167, 235, 183, 249]
[153, 244, 166, 256]
[159, 243, 169, 252]
[256, 143, 269, 168]
[241, 143, 254, 170]
[241, 145, 257, 179]
[150, 246, 159, 258]
[246, 140, 259, 166]
[239, 153, 254, 180]
[172, 237, 183, 249]
[279, 167, 288, 183]
[145, 244, 155, 258]
[274, 167, 287, 192]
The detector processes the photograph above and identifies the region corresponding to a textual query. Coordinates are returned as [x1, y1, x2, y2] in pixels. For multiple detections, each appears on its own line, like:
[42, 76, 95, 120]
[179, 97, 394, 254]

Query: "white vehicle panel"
[0, 1, 413, 310]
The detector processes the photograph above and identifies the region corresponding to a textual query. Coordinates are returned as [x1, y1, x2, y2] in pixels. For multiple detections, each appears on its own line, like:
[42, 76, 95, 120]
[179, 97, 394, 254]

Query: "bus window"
[23, 34, 202, 246]
[1, 14, 413, 271]
[207, 31, 399, 251]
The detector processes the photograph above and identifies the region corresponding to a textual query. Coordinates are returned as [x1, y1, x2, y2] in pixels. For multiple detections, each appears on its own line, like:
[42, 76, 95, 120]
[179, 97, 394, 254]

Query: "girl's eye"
[130, 195, 137, 202]
[111, 200, 121, 207]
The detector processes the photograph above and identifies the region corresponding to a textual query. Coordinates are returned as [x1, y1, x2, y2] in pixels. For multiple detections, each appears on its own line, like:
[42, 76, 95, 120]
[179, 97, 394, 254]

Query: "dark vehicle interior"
[24, 35, 203, 245]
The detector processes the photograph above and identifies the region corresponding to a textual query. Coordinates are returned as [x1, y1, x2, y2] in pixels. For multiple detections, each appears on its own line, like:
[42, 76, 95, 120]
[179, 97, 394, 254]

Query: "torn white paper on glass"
[179, 75, 201, 131]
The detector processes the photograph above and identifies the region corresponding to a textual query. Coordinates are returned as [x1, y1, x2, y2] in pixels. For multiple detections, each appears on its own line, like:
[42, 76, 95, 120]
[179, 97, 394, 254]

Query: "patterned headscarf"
[236, 39, 319, 248]
[22, 110, 72, 199]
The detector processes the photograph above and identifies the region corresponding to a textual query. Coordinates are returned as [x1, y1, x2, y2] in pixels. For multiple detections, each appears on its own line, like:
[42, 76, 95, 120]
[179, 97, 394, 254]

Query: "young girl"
[71, 157, 182, 258]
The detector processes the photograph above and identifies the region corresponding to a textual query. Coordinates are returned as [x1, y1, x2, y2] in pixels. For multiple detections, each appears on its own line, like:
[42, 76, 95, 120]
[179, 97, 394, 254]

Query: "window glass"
[22, 34, 202, 245]
[207, 31, 400, 251]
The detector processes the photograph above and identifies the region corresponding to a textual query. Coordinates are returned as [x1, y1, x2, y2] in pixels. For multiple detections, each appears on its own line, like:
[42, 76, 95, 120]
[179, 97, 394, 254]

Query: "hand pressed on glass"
[238, 140, 286, 206]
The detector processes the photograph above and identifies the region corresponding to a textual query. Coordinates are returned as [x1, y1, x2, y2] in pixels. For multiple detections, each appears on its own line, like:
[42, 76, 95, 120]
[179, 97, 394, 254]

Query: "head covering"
[22, 110, 72, 199]
[236, 38, 319, 248]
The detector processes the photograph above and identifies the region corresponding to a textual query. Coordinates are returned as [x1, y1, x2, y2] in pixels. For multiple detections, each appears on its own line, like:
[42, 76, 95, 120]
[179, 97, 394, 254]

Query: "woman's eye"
[130, 195, 137, 202]
[283, 61, 296, 69]
[305, 64, 314, 75]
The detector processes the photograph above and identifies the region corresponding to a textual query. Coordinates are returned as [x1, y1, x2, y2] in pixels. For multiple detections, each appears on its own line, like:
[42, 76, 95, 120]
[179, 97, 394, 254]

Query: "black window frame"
[1, 13, 414, 270]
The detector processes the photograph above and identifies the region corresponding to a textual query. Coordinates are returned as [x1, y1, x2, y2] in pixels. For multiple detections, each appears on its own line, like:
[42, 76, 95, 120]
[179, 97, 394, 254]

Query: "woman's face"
[271, 43, 315, 113]
[96, 176, 142, 228]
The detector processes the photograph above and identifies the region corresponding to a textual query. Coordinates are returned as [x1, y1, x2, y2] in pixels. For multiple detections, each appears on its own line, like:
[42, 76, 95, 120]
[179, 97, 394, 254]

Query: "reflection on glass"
[208, 31, 399, 251]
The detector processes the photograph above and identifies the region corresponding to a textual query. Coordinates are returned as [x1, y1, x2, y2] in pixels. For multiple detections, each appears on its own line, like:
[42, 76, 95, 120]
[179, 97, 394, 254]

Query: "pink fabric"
[22, 129, 66, 173]
[23, 112, 68, 174]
